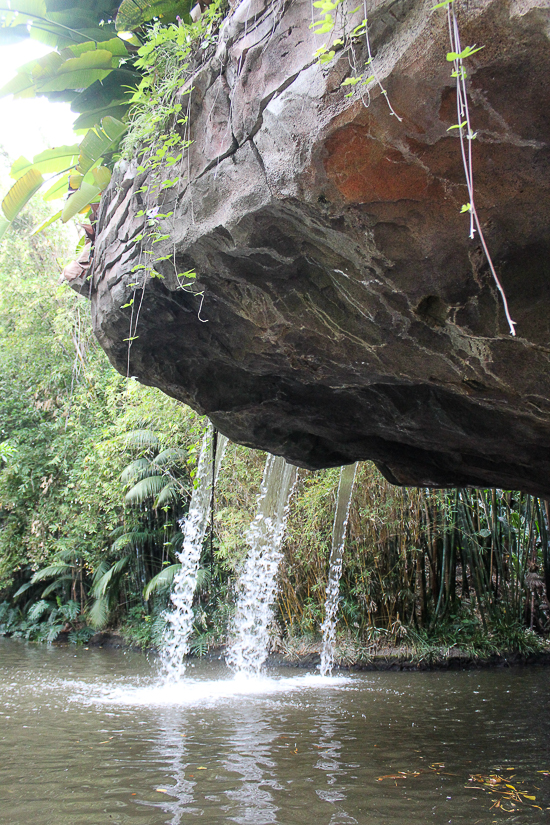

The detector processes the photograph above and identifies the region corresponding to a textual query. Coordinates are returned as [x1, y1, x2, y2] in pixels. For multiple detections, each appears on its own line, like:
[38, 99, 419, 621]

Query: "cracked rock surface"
[86, 0, 550, 496]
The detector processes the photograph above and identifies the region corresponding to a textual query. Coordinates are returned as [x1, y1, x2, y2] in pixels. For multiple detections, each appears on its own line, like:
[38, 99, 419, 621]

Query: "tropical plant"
[0, 0, 200, 240]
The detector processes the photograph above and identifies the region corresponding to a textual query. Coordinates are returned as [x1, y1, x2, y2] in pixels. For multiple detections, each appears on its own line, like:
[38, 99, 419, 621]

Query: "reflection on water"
[1, 637, 549, 825]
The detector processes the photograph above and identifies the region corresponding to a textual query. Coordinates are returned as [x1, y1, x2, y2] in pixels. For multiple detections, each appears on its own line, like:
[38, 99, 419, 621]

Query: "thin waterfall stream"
[161, 423, 228, 681]
[320, 462, 358, 677]
[226, 455, 298, 674]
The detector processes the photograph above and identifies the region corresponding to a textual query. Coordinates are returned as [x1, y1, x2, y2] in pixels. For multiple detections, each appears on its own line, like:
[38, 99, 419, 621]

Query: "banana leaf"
[61, 180, 101, 222]
[2, 167, 44, 221]
[10, 144, 80, 180]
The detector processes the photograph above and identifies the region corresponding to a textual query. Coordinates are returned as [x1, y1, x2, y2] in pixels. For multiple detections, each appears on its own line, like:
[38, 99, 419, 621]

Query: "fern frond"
[27, 600, 51, 622]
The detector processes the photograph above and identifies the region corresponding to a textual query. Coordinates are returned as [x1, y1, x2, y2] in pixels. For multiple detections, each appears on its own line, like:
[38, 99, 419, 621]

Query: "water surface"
[1, 638, 549, 824]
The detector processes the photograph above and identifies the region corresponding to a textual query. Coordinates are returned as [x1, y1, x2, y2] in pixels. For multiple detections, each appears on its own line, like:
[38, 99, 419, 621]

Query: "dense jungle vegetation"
[0, 211, 549, 661]
[0, 1, 549, 662]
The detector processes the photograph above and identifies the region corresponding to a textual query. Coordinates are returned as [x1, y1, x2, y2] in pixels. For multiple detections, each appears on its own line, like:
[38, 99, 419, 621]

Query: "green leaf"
[31, 209, 63, 234]
[87, 595, 109, 629]
[153, 447, 186, 467]
[12, 581, 34, 600]
[0, 215, 11, 241]
[41, 576, 73, 597]
[123, 429, 161, 450]
[63, 36, 128, 59]
[144, 564, 181, 601]
[0, 71, 34, 98]
[77, 116, 126, 175]
[73, 103, 130, 131]
[115, 0, 192, 32]
[120, 457, 150, 484]
[42, 174, 70, 201]
[309, 14, 335, 34]
[125, 475, 167, 504]
[30, 563, 72, 583]
[2, 167, 44, 221]
[90, 556, 130, 599]
[37, 49, 118, 92]
[155, 480, 179, 507]
[341, 75, 362, 86]
[10, 144, 80, 179]
[91, 165, 111, 190]
[61, 181, 101, 222]
[446, 45, 485, 62]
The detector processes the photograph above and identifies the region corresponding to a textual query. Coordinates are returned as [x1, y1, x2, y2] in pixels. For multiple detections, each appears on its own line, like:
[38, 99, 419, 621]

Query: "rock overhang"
[81, 0, 550, 496]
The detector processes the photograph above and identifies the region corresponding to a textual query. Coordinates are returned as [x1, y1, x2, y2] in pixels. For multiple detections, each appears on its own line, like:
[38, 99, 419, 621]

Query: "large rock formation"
[84, 0, 550, 496]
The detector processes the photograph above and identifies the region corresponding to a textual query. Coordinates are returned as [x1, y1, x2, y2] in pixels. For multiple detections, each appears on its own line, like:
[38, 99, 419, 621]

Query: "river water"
[1, 638, 549, 824]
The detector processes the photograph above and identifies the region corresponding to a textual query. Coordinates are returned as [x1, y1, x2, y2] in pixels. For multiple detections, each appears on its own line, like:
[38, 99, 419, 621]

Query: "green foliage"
[119, 603, 167, 648]
[115, 0, 193, 33]
[0, 1, 227, 238]
[0, 202, 547, 659]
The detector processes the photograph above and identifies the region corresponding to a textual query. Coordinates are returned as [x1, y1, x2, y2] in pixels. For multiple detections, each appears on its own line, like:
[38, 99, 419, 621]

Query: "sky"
[0, 39, 77, 165]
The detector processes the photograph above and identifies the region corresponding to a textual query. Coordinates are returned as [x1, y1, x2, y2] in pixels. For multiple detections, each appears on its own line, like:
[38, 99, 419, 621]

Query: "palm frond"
[120, 457, 151, 484]
[111, 530, 159, 552]
[154, 480, 180, 508]
[153, 447, 187, 467]
[125, 475, 167, 504]
[143, 563, 181, 600]
[13, 581, 35, 600]
[196, 566, 212, 589]
[87, 595, 111, 630]
[92, 560, 111, 584]
[41, 576, 73, 598]
[123, 429, 160, 451]
[31, 564, 72, 584]
[90, 556, 130, 599]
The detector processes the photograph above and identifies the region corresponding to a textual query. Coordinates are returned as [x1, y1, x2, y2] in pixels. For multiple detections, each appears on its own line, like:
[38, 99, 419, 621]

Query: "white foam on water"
[65, 672, 353, 709]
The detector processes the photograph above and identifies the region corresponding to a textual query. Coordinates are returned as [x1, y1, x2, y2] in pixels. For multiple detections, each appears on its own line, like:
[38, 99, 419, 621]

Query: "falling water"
[161, 423, 228, 681]
[320, 462, 358, 677]
[226, 455, 298, 674]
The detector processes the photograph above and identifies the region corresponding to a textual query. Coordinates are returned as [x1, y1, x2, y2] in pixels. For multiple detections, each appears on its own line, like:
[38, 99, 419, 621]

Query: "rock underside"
[82, 0, 550, 497]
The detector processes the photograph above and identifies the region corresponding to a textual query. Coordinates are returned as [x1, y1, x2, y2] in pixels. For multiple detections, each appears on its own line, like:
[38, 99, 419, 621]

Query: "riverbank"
[68, 629, 550, 671]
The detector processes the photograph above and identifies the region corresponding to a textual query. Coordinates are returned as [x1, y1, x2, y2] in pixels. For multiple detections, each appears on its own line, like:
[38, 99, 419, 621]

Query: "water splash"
[226, 455, 298, 674]
[161, 423, 228, 681]
[320, 463, 358, 677]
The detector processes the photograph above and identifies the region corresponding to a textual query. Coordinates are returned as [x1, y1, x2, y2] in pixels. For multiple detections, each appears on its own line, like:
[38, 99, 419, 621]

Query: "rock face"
[87, 0, 550, 496]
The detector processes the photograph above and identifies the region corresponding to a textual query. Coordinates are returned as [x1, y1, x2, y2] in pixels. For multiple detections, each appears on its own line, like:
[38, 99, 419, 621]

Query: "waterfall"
[320, 463, 358, 677]
[226, 455, 298, 675]
[161, 423, 228, 681]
